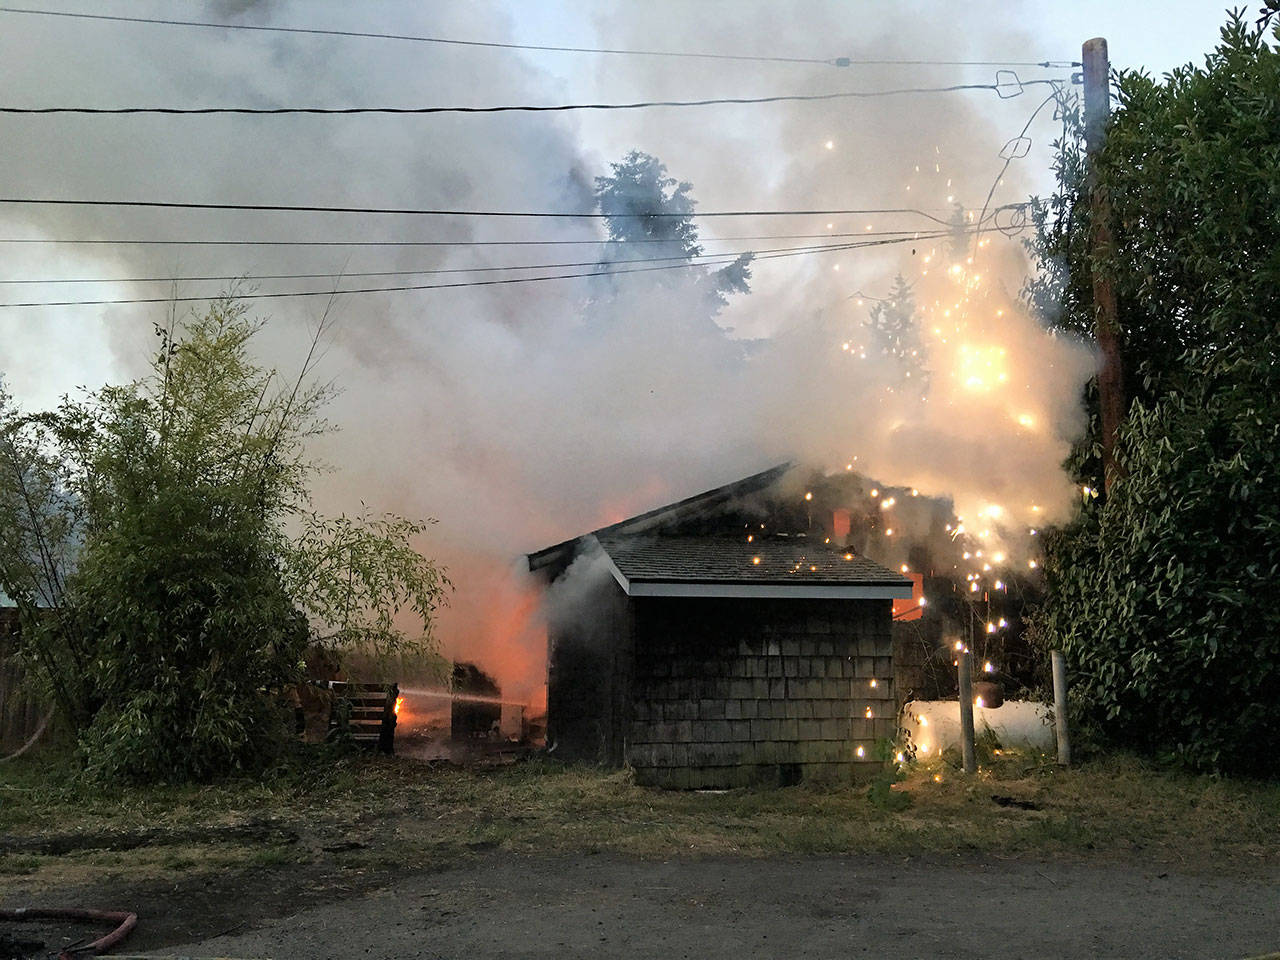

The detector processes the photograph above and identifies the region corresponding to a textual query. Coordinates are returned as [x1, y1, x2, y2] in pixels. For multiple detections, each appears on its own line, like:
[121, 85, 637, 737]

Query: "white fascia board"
[625, 581, 912, 600]
[598, 545, 632, 593]
[590, 537, 912, 599]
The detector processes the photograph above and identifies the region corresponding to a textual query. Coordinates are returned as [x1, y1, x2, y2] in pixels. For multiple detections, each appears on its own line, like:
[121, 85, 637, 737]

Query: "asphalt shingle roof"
[527, 463, 792, 573]
[596, 535, 909, 586]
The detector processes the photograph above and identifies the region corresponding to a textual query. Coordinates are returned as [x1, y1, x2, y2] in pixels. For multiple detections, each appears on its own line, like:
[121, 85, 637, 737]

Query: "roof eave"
[622, 579, 913, 600]
[599, 549, 912, 600]
[526, 461, 793, 573]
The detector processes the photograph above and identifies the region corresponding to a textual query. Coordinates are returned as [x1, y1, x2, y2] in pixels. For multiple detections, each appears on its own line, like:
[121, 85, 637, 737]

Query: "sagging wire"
[0, 7, 1082, 70]
[971, 79, 1076, 253]
[0, 75, 1066, 116]
[0, 229, 985, 308]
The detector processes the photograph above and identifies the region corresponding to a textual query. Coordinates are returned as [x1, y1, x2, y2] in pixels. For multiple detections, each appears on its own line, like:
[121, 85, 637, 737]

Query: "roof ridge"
[527, 462, 792, 572]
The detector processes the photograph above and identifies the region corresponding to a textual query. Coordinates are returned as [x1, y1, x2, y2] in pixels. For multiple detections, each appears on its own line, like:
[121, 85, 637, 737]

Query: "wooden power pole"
[1051, 649, 1071, 765]
[957, 648, 977, 775]
[1082, 37, 1125, 494]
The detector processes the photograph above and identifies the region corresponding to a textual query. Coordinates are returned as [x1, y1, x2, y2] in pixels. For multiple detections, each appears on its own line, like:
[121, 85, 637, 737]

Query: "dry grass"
[3, 745, 1279, 890]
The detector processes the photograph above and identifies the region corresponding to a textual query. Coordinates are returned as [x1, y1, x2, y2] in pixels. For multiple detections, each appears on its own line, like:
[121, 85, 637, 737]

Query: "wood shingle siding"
[627, 597, 895, 788]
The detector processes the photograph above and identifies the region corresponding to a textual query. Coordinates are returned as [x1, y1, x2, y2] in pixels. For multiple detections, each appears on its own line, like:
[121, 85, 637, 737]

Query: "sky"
[0, 1, 1256, 697]
[0, 0, 1238, 405]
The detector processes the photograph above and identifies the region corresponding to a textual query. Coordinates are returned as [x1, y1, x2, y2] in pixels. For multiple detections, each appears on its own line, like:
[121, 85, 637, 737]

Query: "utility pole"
[957, 648, 977, 775]
[1051, 650, 1071, 765]
[1082, 37, 1125, 494]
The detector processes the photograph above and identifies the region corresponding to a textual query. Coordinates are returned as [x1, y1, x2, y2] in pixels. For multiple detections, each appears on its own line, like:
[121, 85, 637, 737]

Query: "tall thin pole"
[957, 648, 977, 774]
[1051, 649, 1071, 765]
[1083, 37, 1125, 494]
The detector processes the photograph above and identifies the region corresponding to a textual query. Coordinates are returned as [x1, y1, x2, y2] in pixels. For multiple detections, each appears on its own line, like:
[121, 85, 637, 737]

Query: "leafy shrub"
[1027, 17, 1280, 773]
[1, 299, 448, 782]
[1040, 349, 1280, 774]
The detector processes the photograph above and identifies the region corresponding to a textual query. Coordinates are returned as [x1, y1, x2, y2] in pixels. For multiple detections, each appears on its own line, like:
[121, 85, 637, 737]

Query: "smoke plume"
[0, 1, 1095, 705]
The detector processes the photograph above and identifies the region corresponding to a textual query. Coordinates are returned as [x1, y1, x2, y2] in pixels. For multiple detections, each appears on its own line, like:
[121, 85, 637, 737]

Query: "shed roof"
[595, 534, 912, 600]
[526, 462, 792, 574]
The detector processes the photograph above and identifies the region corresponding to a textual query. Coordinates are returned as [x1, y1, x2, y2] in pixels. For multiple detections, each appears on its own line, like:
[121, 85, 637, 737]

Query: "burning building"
[527, 464, 914, 788]
[450, 661, 503, 740]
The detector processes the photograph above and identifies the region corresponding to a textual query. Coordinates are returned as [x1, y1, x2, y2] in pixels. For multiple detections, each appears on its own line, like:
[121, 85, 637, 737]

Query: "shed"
[527, 465, 913, 788]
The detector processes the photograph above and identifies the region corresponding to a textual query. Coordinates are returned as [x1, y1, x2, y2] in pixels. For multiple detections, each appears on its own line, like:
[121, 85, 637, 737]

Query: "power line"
[0, 6, 1080, 69]
[972, 84, 1070, 247]
[0, 231, 963, 286]
[0, 79, 1063, 116]
[0, 196, 1023, 227]
[0, 231, 952, 308]
[0, 227, 954, 248]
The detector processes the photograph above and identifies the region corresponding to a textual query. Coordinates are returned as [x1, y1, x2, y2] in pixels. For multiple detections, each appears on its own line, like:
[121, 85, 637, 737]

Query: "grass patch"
[3, 745, 1279, 889]
[0, 853, 43, 875]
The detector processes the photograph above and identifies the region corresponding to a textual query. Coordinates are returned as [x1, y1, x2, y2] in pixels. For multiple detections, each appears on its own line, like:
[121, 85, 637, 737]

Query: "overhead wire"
[0, 230, 969, 286]
[971, 80, 1072, 251]
[0, 9, 1053, 308]
[0, 230, 970, 308]
[0, 196, 1026, 228]
[0, 227, 953, 248]
[0, 6, 1080, 69]
[0, 78, 1065, 115]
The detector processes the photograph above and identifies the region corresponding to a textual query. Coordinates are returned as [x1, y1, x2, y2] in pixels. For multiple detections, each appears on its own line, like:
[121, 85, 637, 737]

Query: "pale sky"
[0, 1, 1246, 409]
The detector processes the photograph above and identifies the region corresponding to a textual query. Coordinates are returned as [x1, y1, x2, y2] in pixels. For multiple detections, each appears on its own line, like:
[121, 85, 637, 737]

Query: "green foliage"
[1028, 14, 1280, 415]
[865, 275, 928, 388]
[593, 150, 752, 314]
[1038, 347, 1280, 774]
[65, 461, 310, 781]
[284, 511, 450, 653]
[0, 383, 86, 723]
[865, 738, 912, 810]
[0, 298, 447, 781]
[1027, 16, 1280, 774]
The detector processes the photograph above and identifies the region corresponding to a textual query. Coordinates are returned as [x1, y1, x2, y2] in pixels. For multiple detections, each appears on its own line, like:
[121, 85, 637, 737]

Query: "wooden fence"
[0, 607, 50, 753]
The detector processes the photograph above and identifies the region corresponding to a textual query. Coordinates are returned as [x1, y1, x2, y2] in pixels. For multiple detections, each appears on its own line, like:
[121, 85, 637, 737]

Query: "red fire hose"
[0, 906, 137, 958]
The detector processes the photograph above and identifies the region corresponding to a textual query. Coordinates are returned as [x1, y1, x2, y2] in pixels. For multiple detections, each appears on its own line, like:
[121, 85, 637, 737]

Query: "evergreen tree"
[866, 274, 929, 387]
[592, 151, 752, 315]
[945, 201, 972, 264]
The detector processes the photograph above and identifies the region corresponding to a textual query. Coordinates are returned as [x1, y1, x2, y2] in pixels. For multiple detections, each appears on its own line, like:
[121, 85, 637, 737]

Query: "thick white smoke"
[0, 1, 1095, 704]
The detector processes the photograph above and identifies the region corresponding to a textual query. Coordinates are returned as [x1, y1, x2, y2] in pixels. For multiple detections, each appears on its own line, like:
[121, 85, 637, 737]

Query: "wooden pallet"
[323, 681, 399, 754]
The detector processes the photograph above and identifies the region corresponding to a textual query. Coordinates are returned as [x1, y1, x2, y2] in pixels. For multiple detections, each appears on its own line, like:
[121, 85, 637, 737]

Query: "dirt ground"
[6, 751, 1280, 958]
[8, 852, 1277, 960]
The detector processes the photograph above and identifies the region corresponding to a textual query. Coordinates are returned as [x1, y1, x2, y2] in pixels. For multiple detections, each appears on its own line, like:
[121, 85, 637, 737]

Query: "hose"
[0, 906, 137, 958]
[0, 708, 53, 763]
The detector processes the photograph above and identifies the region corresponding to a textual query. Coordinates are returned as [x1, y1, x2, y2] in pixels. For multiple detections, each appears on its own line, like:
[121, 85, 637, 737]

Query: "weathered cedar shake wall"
[545, 576, 633, 764]
[628, 597, 896, 788]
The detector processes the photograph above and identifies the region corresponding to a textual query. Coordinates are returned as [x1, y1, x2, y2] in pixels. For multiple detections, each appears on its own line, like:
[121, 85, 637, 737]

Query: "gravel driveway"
[160, 853, 1278, 959]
